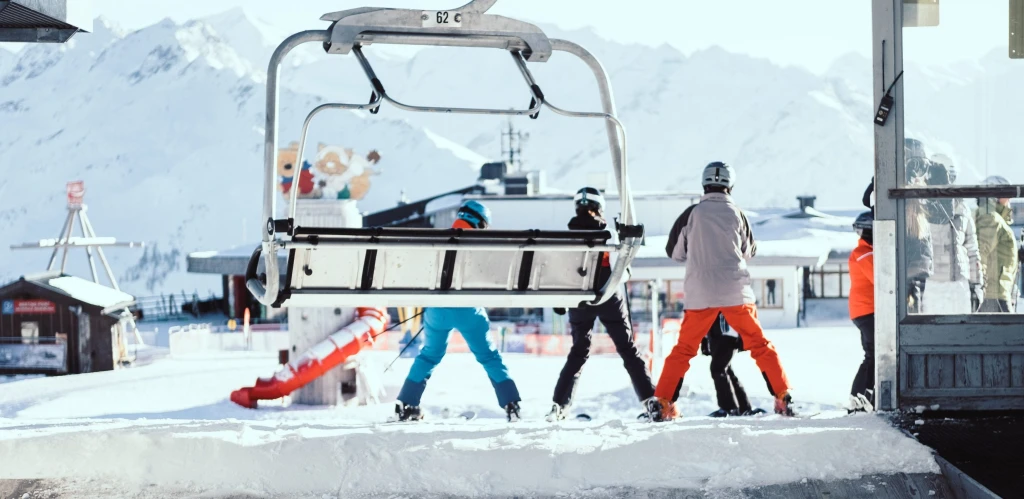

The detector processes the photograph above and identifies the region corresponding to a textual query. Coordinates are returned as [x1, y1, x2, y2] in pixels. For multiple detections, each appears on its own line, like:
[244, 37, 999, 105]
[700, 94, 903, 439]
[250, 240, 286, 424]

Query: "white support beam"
[872, 0, 903, 412]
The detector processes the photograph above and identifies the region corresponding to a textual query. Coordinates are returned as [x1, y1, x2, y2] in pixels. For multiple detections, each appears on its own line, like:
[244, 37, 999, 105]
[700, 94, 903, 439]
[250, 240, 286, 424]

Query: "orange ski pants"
[655, 304, 791, 401]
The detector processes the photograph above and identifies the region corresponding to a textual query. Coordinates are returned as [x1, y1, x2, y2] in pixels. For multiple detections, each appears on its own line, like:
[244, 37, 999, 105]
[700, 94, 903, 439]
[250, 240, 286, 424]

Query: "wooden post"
[289, 199, 363, 406]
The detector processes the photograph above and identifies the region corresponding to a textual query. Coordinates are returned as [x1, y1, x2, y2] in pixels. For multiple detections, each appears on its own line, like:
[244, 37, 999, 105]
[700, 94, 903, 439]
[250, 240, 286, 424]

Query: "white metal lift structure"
[246, 0, 644, 310]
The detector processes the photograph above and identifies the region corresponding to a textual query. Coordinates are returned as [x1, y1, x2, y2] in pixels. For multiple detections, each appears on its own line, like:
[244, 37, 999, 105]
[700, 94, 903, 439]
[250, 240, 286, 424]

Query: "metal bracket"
[321, 3, 553, 62]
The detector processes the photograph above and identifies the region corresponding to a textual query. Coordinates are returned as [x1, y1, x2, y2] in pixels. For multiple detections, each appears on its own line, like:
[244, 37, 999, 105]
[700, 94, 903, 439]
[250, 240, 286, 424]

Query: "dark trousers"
[851, 314, 875, 399]
[709, 332, 752, 413]
[552, 293, 655, 406]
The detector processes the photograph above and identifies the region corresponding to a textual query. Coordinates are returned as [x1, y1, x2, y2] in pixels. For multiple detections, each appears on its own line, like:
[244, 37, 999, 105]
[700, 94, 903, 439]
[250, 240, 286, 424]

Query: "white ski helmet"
[702, 162, 735, 189]
[573, 187, 606, 212]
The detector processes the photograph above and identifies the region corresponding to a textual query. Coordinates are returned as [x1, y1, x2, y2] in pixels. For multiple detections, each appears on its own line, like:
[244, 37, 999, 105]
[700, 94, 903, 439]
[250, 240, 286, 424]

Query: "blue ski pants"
[398, 307, 520, 408]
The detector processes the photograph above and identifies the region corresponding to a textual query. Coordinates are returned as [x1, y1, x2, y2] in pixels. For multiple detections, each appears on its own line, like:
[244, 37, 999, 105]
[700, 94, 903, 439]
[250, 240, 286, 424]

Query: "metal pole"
[258, 30, 331, 307]
[60, 209, 76, 273]
[47, 209, 75, 271]
[77, 212, 100, 283]
[80, 210, 120, 291]
[871, 0, 903, 412]
[650, 279, 663, 379]
[550, 39, 632, 226]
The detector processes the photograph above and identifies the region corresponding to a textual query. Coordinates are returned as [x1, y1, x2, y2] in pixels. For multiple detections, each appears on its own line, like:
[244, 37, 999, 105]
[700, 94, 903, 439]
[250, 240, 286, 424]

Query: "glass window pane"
[902, 196, 1022, 315]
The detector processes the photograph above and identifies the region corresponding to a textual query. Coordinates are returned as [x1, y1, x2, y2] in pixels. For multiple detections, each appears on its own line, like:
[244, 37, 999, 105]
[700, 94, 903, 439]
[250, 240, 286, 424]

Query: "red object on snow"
[230, 307, 390, 409]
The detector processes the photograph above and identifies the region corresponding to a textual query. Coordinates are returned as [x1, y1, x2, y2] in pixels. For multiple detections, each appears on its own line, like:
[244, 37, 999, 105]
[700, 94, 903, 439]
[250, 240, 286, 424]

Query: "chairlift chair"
[247, 0, 644, 309]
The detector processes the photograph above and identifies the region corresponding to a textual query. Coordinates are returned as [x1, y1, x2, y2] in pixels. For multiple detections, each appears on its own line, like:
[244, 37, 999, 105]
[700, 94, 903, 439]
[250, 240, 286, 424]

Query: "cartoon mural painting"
[315, 144, 381, 201]
[278, 141, 322, 199]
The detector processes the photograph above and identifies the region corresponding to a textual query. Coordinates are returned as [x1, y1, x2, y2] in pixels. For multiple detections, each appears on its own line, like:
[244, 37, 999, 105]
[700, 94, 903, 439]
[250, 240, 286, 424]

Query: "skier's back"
[546, 187, 660, 422]
[656, 162, 794, 419]
[394, 200, 523, 422]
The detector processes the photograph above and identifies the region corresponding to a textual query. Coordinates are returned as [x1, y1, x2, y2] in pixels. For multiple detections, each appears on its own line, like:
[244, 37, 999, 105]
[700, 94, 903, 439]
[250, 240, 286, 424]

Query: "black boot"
[395, 402, 423, 422]
[506, 401, 522, 422]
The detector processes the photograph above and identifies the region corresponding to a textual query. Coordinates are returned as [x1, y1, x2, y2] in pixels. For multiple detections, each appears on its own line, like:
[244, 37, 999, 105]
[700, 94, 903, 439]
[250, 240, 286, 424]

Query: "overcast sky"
[3, 1, 1012, 73]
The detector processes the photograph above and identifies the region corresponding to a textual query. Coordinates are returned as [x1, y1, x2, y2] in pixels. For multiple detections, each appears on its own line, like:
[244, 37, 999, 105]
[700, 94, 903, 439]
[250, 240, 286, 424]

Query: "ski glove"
[700, 335, 711, 356]
[553, 308, 567, 316]
[971, 284, 984, 312]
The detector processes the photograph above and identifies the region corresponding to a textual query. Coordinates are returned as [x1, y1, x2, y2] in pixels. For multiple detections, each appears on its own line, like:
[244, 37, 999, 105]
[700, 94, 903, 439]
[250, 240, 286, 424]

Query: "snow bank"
[0, 328, 939, 497]
[0, 415, 936, 497]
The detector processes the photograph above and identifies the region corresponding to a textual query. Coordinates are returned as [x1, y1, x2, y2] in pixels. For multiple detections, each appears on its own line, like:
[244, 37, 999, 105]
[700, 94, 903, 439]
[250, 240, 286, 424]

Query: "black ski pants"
[851, 314, 875, 399]
[708, 324, 752, 414]
[552, 293, 655, 406]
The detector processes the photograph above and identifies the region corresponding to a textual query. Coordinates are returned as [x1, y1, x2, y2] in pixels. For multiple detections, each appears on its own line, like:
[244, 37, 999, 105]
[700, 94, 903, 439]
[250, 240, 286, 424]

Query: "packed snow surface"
[0, 327, 938, 497]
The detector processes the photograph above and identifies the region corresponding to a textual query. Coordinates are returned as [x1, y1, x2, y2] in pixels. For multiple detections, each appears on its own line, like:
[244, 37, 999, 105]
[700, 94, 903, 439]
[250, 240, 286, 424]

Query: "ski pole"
[370, 310, 423, 341]
[384, 326, 424, 373]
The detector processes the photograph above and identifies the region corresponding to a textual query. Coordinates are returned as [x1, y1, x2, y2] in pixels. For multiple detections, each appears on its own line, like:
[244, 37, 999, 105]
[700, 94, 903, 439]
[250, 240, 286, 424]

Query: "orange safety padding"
[230, 307, 390, 409]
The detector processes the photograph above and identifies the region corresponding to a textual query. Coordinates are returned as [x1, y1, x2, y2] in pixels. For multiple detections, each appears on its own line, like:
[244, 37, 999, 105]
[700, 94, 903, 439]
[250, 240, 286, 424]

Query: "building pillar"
[289, 199, 362, 406]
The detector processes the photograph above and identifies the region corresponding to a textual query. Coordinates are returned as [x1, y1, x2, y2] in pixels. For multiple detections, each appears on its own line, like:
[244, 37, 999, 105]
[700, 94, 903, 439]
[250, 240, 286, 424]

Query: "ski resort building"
[0, 273, 135, 375]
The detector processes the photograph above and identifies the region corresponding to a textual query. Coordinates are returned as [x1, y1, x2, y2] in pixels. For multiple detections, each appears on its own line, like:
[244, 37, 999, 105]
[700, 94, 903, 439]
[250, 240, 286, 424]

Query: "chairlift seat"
[248, 227, 633, 308]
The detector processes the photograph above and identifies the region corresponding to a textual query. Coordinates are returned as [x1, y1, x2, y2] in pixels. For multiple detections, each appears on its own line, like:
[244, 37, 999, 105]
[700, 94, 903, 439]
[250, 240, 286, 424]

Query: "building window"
[807, 264, 850, 299]
[752, 279, 784, 309]
[21, 322, 40, 344]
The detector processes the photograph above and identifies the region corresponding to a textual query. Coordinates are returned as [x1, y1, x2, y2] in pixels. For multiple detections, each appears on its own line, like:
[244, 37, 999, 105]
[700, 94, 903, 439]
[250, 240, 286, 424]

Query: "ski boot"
[741, 408, 768, 416]
[643, 397, 677, 422]
[708, 409, 736, 418]
[848, 392, 874, 414]
[774, 393, 795, 417]
[545, 403, 567, 422]
[506, 401, 522, 422]
[395, 402, 423, 422]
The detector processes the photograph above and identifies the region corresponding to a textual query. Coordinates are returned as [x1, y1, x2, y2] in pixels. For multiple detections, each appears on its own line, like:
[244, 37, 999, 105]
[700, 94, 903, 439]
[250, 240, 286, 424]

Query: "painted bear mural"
[314, 144, 381, 201]
[277, 141, 322, 199]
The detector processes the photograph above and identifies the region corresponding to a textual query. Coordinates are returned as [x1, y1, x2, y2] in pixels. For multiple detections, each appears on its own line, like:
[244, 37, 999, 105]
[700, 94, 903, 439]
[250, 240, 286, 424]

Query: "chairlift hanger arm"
[351, 47, 544, 117]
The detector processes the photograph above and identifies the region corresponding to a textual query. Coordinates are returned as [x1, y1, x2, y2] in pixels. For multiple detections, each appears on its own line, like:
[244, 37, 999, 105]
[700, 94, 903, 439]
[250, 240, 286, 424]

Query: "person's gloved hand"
[553, 308, 567, 316]
[971, 283, 984, 312]
[700, 336, 711, 356]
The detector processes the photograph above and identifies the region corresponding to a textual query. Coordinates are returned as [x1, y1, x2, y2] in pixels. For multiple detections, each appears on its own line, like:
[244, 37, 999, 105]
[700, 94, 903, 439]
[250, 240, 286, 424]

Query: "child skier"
[702, 313, 765, 417]
[848, 211, 875, 412]
[546, 187, 661, 422]
[656, 162, 794, 420]
[395, 200, 523, 422]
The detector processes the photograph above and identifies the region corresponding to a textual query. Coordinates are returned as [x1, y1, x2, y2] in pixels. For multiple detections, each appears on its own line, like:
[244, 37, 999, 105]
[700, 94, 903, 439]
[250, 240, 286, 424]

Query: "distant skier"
[922, 157, 983, 314]
[394, 200, 523, 422]
[656, 162, 794, 420]
[547, 187, 661, 422]
[701, 313, 765, 417]
[905, 139, 934, 313]
[848, 212, 876, 412]
[975, 176, 1020, 313]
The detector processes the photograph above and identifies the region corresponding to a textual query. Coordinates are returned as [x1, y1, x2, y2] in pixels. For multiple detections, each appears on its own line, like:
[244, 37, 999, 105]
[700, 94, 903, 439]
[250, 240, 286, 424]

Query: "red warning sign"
[67, 181, 85, 208]
[15, 300, 56, 314]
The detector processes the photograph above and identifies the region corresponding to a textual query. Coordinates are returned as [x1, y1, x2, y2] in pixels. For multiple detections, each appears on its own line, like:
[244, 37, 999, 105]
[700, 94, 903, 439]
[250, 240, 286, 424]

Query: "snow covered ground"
[0, 326, 938, 498]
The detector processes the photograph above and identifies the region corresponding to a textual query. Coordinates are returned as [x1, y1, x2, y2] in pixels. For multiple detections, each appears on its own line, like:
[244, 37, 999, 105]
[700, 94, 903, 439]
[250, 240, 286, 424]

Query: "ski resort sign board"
[2, 300, 56, 315]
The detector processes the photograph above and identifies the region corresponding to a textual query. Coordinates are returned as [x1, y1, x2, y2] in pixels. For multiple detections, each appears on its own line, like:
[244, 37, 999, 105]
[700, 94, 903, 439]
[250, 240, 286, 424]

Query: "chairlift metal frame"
[247, 0, 643, 309]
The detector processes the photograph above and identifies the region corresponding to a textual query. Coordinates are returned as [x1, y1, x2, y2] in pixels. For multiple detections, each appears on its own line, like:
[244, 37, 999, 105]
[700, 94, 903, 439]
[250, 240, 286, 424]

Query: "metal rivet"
[454, 14, 462, 23]
[421, 14, 429, 21]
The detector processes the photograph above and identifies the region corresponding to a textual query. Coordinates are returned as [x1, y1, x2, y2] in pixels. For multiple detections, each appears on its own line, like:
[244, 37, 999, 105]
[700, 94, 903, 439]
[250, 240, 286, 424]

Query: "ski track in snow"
[0, 327, 939, 497]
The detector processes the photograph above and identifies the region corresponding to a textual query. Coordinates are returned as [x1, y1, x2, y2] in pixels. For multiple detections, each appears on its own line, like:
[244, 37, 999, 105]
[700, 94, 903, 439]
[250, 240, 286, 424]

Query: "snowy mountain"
[0, 9, 1019, 296]
[0, 15, 481, 295]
